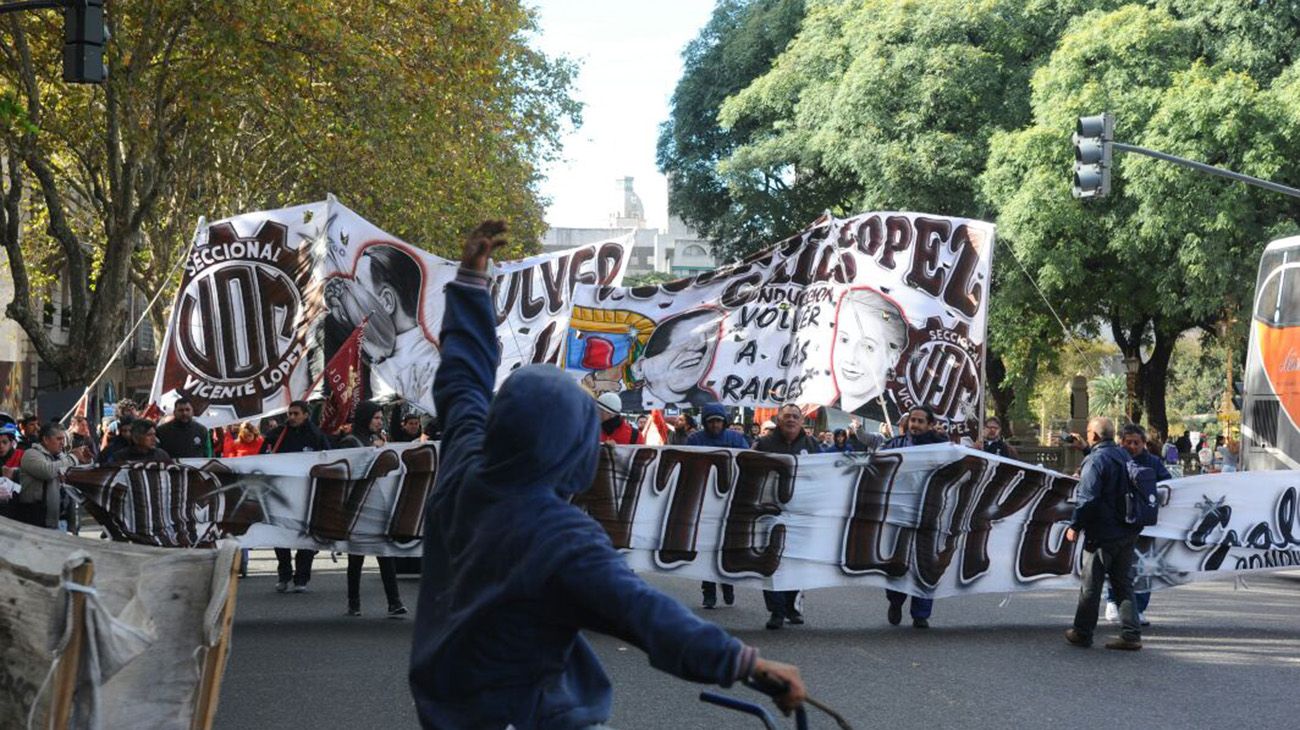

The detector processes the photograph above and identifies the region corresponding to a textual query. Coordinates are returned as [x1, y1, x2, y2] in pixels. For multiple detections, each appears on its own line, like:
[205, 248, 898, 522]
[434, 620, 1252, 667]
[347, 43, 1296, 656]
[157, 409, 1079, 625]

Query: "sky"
[529, 1, 715, 231]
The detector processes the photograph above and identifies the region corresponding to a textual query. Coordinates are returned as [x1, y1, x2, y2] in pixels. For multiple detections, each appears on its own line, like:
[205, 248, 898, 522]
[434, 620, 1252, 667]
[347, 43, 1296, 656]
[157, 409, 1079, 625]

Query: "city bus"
[1241, 235, 1300, 470]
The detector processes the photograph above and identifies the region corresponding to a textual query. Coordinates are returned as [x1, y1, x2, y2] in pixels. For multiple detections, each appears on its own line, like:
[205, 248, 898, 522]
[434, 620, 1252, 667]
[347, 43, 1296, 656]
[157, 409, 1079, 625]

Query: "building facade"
[541, 177, 716, 279]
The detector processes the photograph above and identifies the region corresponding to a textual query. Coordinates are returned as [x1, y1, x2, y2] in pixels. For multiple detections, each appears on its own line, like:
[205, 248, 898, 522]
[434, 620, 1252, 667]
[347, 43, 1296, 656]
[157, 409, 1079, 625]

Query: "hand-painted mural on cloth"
[565, 212, 994, 434]
[149, 197, 631, 426]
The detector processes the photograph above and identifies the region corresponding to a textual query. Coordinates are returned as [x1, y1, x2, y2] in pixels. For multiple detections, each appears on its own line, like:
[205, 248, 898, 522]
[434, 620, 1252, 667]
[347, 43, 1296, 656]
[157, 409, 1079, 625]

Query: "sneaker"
[1064, 629, 1092, 648]
[388, 604, 409, 618]
[346, 607, 362, 617]
[887, 602, 902, 626]
[721, 585, 735, 606]
[1139, 612, 1150, 627]
[765, 613, 784, 630]
[275, 581, 289, 593]
[786, 611, 804, 626]
[912, 617, 930, 629]
[1104, 602, 1119, 623]
[702, 595, 717, 610]
[291, 584, 308, 593]
[1105, 638, 1142, 651]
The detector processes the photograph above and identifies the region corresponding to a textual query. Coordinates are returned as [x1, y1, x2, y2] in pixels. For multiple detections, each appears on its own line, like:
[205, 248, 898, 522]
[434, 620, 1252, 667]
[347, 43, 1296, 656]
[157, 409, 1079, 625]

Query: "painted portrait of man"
[325, 242, 438, 410]
[628, 307, 722, 408]
[830, 287, 909, 413]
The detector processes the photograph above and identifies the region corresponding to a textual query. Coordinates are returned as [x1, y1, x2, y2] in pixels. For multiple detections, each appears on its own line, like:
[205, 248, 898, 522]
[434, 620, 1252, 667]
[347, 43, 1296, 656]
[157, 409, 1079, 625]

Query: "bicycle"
[699, 675, 853, 729]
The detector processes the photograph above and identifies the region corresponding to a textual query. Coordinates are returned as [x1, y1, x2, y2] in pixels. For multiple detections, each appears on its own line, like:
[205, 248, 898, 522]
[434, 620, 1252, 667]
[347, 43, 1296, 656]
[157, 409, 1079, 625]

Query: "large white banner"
[65, 444, 1300, 595]
[321, 202, 630, 414]
[151, 198, 631, 425]
[565, 212, 994, 434]
[149, 201, 329, 426]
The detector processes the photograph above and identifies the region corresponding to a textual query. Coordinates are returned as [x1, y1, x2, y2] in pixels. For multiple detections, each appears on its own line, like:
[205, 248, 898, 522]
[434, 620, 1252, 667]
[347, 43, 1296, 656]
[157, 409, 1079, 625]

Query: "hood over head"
[480, 364, 601, 499]
[701, 403, 727, 423]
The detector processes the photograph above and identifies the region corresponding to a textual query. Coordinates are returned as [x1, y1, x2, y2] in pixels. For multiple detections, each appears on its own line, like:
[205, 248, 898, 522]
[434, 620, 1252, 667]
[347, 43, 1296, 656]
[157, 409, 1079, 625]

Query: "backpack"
[1123, 458, 1160, 527]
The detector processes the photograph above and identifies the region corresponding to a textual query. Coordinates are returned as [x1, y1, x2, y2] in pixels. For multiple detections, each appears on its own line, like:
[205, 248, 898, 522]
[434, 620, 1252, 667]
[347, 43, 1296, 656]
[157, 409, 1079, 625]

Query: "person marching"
[336, 401, 408, 618]
[408, 221, 804, 728]
[754, 403, 822, 630]
[687, 403, 749, 610]
[261, 401, 331, 593]
[880, 406, 947, 629]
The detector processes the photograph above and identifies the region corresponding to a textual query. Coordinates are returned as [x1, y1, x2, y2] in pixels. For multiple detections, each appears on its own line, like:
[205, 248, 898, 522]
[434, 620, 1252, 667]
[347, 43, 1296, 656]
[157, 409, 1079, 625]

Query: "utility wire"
[1002, 243, 1098, 378]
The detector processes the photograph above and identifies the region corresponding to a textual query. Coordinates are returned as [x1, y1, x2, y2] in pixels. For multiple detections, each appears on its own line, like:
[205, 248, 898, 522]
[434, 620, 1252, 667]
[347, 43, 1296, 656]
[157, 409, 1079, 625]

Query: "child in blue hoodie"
[409, 222, 804, 729]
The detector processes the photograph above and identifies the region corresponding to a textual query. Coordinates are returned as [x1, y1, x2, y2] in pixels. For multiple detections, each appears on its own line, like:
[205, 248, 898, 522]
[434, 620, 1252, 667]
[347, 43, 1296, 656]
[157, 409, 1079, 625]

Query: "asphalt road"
[216, 550, 1300, 729]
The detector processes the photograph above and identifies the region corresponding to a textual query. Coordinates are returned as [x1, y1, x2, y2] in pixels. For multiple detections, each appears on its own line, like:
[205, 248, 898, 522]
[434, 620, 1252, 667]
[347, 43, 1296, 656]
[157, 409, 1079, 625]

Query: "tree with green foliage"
[656, 0, 817, 263]
[982, 4, 1300, 435]
[1, 1, 578, 385]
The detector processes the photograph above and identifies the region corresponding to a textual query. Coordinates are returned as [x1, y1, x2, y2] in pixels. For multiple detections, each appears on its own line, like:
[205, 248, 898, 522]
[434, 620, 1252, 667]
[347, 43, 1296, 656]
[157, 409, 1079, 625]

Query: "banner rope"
[60, 229, 200, 425]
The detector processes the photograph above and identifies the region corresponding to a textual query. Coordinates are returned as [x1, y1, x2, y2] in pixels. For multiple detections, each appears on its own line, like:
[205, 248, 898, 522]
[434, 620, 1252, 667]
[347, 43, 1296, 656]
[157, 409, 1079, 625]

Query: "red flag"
[644, 409, 669, 445]
[319, 322, 367, 434]
[141, 402, 163, 421]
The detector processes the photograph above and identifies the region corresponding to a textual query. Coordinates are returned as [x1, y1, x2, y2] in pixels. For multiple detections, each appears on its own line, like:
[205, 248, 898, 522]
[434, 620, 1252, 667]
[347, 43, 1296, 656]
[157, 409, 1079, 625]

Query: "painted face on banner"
[632, 309, 719, 404]
[832, 288, 908, 412]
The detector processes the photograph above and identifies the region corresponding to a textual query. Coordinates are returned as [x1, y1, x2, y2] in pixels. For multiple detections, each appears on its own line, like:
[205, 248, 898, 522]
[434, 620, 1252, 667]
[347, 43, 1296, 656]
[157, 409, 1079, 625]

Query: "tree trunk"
[1140, 326, 1178, 439]
[985, 350, 1016, 435]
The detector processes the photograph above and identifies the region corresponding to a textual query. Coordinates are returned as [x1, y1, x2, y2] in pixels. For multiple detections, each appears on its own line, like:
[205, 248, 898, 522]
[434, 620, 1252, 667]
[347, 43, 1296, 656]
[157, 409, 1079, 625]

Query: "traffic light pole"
[1112, 142, 1300, 200]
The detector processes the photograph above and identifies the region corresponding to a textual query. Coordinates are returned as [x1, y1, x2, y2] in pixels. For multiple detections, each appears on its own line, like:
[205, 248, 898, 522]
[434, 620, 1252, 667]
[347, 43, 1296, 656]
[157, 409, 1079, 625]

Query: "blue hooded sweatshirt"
[685, 404, 750, 449]
[409, 271, 754, 729]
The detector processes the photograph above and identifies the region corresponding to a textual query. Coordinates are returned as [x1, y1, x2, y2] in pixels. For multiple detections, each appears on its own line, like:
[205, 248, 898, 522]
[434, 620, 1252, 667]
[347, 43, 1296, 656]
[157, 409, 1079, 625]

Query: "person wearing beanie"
[595, 392, 640, 445]
[686, 403, 749, 610]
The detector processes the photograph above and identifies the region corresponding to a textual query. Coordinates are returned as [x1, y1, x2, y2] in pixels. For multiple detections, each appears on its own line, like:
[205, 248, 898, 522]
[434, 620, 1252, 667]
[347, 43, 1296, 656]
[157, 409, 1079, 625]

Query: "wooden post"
[49, 560, 95, 729]
[190, 549, 242, 730]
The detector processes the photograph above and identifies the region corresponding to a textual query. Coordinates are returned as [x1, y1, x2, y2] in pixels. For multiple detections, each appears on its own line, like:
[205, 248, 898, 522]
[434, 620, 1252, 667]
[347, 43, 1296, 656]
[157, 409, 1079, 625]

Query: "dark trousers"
[1074, 535, 1140, 642]
[347, 554, 402, 609]
[885, 589, 933, 619]
[275, 548, 317, 585]
[701, 582, 734, 603]
[763, 590, 798, 618]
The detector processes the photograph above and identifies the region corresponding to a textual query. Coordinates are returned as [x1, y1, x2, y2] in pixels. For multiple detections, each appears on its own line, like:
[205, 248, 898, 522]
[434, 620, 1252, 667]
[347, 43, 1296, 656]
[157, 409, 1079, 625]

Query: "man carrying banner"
[261, 401, 331, 594]
[156, 397, 212, 459]
[409, 221, 805, 728]
[754, 403, 822, 630]
[687, 403, 749, 610]
[1103, 424, 1170, 627]
[881, 406, 947, 628]
[1065, 417, 1143, 651]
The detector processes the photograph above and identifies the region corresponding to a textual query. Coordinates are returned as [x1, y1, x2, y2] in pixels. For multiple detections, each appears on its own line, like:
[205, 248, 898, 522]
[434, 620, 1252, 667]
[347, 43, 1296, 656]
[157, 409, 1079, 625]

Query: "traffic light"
[1072, 113, 1113, 199]
[63, 0, 105, 84]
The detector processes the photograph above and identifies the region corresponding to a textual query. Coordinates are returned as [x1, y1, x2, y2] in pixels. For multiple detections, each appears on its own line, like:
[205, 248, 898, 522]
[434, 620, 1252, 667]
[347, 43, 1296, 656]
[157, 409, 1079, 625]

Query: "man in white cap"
[596, 392, 640, 445]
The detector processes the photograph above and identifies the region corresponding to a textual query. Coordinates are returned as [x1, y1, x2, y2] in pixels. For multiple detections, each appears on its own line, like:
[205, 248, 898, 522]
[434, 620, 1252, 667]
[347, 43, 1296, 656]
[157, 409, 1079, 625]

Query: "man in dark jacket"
[1102, 423, 1171, 628]
[880, 405, 946, 628]
[409, 222, 804, 728]
[155, 397, 212, 459]
[980, 416, 1019, 460]
[104, 419, 174, 464]
[687, 403, 749, 609]
[1065, 416, 1143, 651]
[754, 403, 822, 631]
[261, 400, 331, 593]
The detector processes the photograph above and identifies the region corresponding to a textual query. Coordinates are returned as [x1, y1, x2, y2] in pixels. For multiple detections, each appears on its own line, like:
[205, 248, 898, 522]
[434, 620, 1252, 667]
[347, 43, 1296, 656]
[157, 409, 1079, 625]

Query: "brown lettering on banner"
[539, 255, 570, 316]
[493, 271, 521, 324]
[716, 451, 796, 577]
[943, 225, 984, 317]
[841, 453, 913, 576]
[961, 464, 1045, 583]
[595, 242, 624, 284]
[387, 445, 440, 541]
[1016, 474, 1079, 579]
[307, 450, 401, 541]
[907, 217, 949, 298]
[880, 215, 913, 270]
[652, 448, 734, 565]
[914, 456, 984, 588]
[517, 268, 547, 320]
[574, 445, 657, 549]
